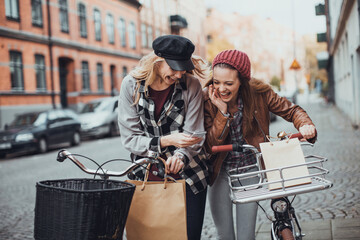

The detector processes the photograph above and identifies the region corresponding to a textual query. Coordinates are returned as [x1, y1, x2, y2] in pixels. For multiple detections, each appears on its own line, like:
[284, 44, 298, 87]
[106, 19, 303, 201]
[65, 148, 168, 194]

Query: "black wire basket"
[34, 178, 135, 240]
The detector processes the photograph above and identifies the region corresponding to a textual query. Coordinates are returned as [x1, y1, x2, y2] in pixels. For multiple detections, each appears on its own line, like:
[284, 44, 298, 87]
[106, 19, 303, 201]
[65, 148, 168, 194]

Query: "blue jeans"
[186, 184, 207, 240]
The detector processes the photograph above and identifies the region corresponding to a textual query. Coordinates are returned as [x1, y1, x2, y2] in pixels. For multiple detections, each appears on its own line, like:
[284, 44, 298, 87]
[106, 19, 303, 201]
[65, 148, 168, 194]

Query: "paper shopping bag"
[260, 138, 311, 190]
[125, 179, 187, 240]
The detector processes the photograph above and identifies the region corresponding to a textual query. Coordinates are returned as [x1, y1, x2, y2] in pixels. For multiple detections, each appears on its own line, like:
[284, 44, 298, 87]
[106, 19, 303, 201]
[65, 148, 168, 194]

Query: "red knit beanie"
[212, 50, 251, 81]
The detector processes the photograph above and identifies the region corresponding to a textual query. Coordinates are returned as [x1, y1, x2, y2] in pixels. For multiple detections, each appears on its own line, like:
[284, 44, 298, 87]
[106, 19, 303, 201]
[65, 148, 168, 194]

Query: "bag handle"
[141, 156, 174, 190]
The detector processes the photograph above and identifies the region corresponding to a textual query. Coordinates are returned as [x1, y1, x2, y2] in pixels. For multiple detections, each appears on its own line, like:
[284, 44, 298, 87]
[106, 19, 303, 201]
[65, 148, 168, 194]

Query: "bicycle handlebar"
[211, 132, 304, 153]
[57, 149, 158, 179]
[212, 144, 260, 154]
[288, 132, 303, 139]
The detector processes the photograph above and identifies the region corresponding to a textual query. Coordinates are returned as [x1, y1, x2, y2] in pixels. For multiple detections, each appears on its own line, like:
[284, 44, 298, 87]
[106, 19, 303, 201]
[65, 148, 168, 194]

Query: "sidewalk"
[255, 218, 360, 240]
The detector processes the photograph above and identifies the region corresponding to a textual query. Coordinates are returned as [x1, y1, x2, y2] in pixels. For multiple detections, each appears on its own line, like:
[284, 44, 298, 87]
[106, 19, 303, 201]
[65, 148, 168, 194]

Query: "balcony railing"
[315, 4, 325, 16]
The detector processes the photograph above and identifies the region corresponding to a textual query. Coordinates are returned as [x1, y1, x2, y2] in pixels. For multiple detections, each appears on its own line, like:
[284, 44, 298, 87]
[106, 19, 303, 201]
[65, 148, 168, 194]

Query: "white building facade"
[327, 0, 360, 127]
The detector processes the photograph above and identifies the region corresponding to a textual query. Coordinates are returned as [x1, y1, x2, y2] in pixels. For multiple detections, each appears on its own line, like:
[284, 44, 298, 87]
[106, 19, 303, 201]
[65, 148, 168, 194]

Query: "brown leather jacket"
[203, 81, 316, 185]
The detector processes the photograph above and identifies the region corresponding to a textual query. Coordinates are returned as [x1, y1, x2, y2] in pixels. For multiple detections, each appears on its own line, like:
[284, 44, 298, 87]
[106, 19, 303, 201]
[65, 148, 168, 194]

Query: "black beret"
[152, 35, 195, 71]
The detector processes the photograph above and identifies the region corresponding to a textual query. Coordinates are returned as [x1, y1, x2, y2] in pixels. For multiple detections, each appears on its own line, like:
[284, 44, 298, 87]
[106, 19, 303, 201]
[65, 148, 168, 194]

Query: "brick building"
[0, 0, 207, 129]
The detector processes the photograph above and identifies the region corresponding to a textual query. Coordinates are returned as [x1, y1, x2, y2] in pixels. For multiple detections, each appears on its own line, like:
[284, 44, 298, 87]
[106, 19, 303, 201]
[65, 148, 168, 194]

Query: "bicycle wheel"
[280, 228, 295, 240]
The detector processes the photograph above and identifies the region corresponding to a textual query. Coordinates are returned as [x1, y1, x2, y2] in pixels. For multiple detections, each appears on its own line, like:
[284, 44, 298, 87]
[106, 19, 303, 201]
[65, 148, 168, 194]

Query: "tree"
[270, 75, 281, 91]
[206, 36, 235, 64]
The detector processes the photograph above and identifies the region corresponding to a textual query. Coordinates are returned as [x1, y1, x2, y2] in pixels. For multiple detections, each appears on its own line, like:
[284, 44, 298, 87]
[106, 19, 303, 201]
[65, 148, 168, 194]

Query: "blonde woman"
[118, 35, 211, 240]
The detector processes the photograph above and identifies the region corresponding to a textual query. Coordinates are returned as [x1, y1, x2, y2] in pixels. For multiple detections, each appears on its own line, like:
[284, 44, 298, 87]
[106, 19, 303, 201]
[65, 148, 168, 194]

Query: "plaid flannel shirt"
[223, 96, 256, 173]
[118, 74, 209, 194]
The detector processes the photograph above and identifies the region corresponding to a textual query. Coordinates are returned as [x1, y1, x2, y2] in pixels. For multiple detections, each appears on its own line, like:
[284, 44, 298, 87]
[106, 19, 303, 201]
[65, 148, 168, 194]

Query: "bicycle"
[34, 149, 165, 240]
[211, 132, 333, 240]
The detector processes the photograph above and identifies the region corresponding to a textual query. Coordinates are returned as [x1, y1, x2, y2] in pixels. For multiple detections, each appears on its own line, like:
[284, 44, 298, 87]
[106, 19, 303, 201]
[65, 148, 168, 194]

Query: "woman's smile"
[213, 66, 241, 105]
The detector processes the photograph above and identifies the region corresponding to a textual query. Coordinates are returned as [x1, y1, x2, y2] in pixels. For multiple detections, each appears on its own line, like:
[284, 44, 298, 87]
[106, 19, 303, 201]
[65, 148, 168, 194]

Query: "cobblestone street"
[201, 94, 360, 239]
[0, 94, 359, 240]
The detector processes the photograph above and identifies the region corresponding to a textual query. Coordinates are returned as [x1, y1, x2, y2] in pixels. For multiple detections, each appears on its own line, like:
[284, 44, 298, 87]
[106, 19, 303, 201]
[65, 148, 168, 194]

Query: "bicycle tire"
[280, 228, 295, 240]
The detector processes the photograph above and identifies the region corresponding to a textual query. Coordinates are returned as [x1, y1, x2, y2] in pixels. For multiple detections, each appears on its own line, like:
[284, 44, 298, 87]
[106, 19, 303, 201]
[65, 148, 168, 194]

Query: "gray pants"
[208, 167, 258, 240]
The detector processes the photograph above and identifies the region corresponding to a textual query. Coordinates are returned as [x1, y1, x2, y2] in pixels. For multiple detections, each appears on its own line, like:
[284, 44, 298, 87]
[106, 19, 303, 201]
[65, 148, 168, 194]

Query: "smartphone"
[189, 131, 207, 138]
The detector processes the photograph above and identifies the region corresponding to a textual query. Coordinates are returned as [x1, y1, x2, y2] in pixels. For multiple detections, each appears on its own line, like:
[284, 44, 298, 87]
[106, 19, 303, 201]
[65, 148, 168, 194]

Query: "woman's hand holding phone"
[188, 131, 207, 138]
[160, 132, 202, 148]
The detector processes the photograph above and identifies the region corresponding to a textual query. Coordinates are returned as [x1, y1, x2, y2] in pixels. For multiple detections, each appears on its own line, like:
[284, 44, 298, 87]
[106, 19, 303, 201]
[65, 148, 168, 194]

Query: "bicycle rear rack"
[228, 155, 333, 204]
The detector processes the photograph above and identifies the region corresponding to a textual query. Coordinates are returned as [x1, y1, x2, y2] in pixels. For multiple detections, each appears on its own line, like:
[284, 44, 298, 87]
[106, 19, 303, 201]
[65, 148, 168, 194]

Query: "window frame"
[59, 0, 69, 33]
[106, 13, 115, 44]
[118, 18, 127, 47]
[122, 66, 128, 79]
[147, 26, 153, 48]
[81, 61, 90, 92]
[96, 63, 104, 92]
[129, 21, 136, 49]
[5, 0, 20, 21]
[9, 50, 24, 92]
[141, 23, 147, 48]
[31, 0, 43, 27]
[94, 8, 102, 41]
[35, 54, 47, 92]
[78, 3, 87, 38]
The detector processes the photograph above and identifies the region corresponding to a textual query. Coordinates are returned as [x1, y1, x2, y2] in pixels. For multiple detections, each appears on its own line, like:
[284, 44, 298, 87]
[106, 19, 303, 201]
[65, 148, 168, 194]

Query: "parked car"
[270, 111, 277, 122]
[79, 97, 119, 139]
[0, 109, 81, 158]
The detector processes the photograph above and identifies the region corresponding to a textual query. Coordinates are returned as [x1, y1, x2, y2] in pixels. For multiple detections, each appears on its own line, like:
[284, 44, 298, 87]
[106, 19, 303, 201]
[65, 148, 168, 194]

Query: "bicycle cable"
[67, 153, 107, 178]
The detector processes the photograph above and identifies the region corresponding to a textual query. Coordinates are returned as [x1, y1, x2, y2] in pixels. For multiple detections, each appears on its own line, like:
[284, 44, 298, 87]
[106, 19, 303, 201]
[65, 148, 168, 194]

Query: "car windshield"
[81, 99, 114, 113]
[10, 112, 46, 127]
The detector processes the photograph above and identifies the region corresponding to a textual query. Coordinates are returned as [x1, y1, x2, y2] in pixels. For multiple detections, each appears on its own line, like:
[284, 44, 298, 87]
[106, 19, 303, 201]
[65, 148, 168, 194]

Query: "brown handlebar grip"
[212, 144, 234, 153]
[289, 132, 303, 139]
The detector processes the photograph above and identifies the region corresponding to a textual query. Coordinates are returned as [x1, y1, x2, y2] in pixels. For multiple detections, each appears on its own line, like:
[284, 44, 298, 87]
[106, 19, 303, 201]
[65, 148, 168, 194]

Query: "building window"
[31, 0, 43, 27]
[155, 29, 160, 39]
[9, 51, 24, 91]
[94, 9, 101, 41]
[81, 61, 90, 92]
[122, 66, 128, 78]
[118, 18, 126, 47]
[96, 63, 104, 92]
[141, 24, 147, 48]
[78, 3, 87, 38]
[5, 0, 19, 20]
[59, 0, 69, 33]
[129, 21, 136, 49]
[35, 54, 46, 91]
[147, 26, 153, 48]
[106, 13, 114, 44]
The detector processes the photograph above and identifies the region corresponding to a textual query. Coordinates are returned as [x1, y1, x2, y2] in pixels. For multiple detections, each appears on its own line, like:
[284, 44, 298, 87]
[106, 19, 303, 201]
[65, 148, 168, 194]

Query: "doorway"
[58, 57, 74, 108]
[110, 65, 116, 96]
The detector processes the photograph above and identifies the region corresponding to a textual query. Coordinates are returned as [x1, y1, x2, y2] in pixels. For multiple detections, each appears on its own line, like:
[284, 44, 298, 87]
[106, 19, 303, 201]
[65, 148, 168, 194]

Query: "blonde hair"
[130, 52, 211, 105]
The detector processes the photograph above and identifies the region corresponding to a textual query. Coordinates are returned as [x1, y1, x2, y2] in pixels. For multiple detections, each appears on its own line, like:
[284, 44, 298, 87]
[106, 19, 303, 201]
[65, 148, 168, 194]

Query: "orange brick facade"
[0, 0, 207, 128]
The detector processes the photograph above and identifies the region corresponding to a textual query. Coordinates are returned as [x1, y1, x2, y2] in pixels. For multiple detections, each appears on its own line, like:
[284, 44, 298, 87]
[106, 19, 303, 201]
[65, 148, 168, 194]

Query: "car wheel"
[38, 138, 48, 153]
[0, 153, 6, 158]
[71, 132, 81, 146]
[108, 123, 119, 137]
